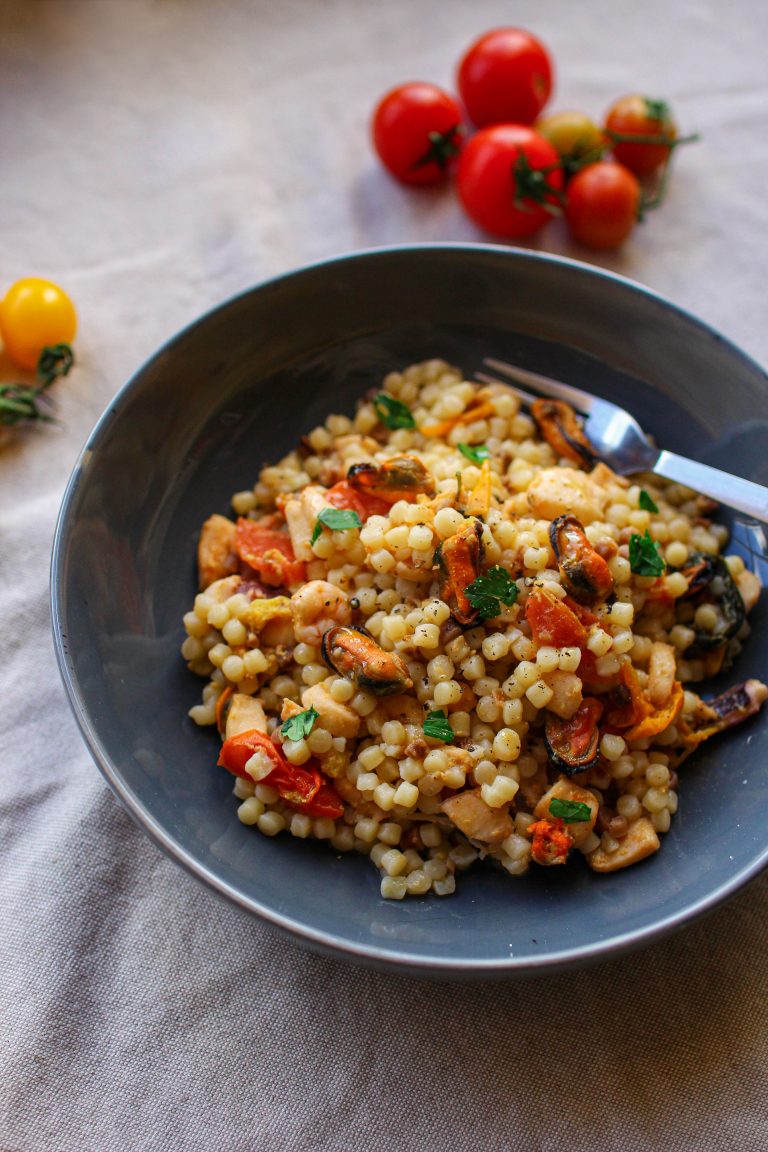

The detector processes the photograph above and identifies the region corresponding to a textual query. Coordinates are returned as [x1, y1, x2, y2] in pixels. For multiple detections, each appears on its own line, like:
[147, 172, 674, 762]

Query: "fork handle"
[653, 450, 768, 523]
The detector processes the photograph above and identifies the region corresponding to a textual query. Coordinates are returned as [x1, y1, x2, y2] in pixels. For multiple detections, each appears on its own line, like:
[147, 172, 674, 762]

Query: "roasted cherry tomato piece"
[525, 585, 587, 649]
[218, 728, 284, 780]
[371, 82, 464, 186]
[234, 518, 305, 586]
[565, 162, 641, 250]
[457, 27, 553, 127]
[0, 277, 77, 371]
[456, 124, 563, 239]
[325, 480, 391, 520]
[604, 95, 678, 177]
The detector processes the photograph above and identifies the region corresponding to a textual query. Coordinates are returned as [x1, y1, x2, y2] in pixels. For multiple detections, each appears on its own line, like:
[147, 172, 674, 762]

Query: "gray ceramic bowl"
[51, 244, 768, 977]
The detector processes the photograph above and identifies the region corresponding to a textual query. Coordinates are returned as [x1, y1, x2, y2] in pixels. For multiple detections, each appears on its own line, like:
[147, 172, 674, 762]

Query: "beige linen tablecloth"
[2, 2, 767, 1149]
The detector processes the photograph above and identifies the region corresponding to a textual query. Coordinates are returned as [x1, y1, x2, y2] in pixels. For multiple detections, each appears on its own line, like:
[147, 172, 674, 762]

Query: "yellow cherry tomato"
[0, 278, 77, 371]
[535, 110, 607, 172]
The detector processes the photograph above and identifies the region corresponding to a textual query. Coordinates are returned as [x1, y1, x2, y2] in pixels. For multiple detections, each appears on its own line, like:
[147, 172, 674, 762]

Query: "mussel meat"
[437, 517, 484, 626]
[679, 678, 768, 748]
[531, 398, 598, 470]
[347, 455, 435, 503]
[544, 697, 604, 776]
[321, 625, 413, 696]
[550, 513, 614, 602]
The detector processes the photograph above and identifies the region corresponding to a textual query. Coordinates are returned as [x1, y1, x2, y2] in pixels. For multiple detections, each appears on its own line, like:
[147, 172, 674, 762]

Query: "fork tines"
[479, 357, 592, 416]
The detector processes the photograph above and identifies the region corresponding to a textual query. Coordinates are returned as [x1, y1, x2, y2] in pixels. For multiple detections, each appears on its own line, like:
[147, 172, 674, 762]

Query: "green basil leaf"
[310, 507, 362, 545]
[639, 489, 659, 514]
[549, 797, 592, 823]
[374, 393, 416, 430]
[458, 442, 490, 466]
[281, 707, 319, 741]
[465, 565, 519, 620]
[629, 530, 665, 577]
[423, 710, 455, 744]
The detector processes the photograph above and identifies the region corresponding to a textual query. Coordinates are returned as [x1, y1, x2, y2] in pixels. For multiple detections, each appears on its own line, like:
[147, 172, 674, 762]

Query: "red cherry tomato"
[456, 124, 563, 239]
[371, 82, 464, 185]
[565, 162, 641, 250]
[604, 95, 678, 177]
[457, 28, 553, 128]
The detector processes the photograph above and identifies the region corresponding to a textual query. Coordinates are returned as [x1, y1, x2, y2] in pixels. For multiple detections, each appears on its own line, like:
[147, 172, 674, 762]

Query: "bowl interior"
[53, 245, 768, 974]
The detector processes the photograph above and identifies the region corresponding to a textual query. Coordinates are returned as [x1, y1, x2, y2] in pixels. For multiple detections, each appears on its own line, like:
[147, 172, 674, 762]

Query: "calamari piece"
[534, 778, 599, 848]
[588, 817, 660, 873]
[301, 681, 361, 739]
[441, 788, 514, 845]
[198, 514, 238, 589]
[224, 694, 268, 740]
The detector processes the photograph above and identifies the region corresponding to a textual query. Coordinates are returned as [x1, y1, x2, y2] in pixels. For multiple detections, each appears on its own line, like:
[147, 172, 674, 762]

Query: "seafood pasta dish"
[180, 360, 766, 899]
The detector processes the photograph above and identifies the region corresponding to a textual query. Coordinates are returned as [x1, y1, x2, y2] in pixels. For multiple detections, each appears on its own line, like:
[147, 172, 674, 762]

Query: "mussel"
[321, 625, 413, 696]
[347, 455, 435, 503]
[550, 513, 614, 602]
[531, 399, 598, 470]
[437, 517, 484, 626]
[673, 551, 746, 653]
[544, 697, 604, 776]
[680, 678, 768, 748]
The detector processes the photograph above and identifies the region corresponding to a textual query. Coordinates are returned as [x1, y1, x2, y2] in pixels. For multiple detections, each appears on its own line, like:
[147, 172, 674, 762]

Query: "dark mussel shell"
[544, 697, 604, 776]
[347, 455, 435, 501]
[674, 551, 745, 652]
[550, 513, 614, 602]
[531, 399, 598, 470]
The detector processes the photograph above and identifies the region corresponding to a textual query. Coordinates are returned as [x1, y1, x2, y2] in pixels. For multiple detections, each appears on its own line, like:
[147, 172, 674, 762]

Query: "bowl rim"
[50, 241, 768, 976]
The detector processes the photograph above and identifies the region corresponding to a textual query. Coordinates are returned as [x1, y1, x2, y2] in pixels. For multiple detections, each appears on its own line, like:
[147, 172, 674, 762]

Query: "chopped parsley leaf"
[310, 507, 362, 545]
[628, 529, 665, 577]
[423, 710, 455, 743]
[458, 442, 490, 466]
[281, 707, 319, 741]
[374, 392, 416, 430]
[639, 489, 659, 514]
[465, 565, 519, 620]
[549, 797, 592, 823]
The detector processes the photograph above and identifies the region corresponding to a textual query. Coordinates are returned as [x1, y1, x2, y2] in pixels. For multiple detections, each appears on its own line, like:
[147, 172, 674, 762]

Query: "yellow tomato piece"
[0, 278, 77, 370]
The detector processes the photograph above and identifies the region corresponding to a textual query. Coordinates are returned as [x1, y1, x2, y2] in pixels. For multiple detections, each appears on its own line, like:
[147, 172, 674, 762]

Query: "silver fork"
[477, 357, 768, 524]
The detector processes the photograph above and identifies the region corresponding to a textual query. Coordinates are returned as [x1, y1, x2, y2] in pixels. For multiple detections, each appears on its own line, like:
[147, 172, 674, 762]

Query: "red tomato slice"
[326, 480, 391, 520]
[218, 728, 284, 780]
[217, 730, 344, 820]
[525, 587, 587, 648]
[234, 518, 306, 586]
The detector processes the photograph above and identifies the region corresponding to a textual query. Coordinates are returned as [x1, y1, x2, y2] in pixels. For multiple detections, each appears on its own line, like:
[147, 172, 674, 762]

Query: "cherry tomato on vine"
[536, 110, 607, 176]
[604, 95, 678, 177]
[456, 124, 564, 239]
[371, 82, 464, 185]
[457, 28, 553, 128]
[0, 278, 77, 371]
[564, 162, 641, 250]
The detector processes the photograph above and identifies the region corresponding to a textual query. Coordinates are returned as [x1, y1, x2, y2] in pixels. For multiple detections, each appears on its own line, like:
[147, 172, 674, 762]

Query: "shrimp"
[291, 580, 352, 646]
